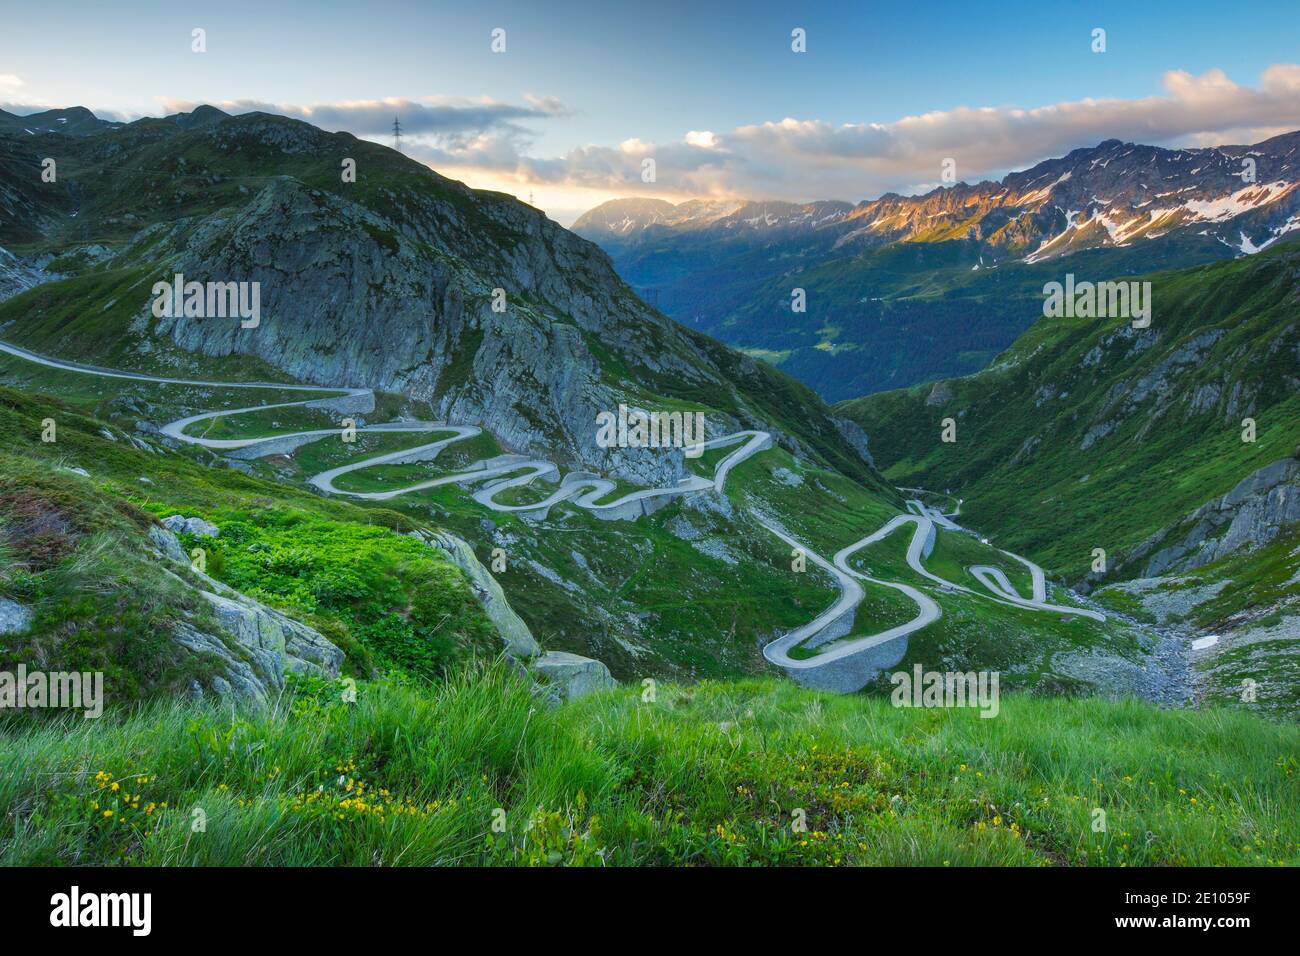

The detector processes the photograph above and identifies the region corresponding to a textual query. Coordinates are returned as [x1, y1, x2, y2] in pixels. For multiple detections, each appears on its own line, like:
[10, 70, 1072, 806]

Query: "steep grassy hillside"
[0, 368, 852, 684]
[838, 240, 1300, 715]
[2, 671, 1295, 866]
[0, 347, 1151, 696]
[591, 217, 1252, 403]
[0, 304, 1294, 867]
[0, 383, 501, 696]
[837, 238, 1300, 578]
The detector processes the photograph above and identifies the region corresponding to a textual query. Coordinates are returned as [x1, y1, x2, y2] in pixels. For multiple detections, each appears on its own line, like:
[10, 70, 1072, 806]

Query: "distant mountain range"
[573, 197, 854, 241]
[575, 131, 1300, 401]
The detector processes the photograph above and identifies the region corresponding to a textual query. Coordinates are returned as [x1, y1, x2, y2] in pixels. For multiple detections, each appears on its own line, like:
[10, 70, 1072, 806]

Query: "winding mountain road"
[758, 515, 942, 691]
[0, 339, 771, 517]
[2, 338, 1102, 691]
[759, 501, 1104, 690]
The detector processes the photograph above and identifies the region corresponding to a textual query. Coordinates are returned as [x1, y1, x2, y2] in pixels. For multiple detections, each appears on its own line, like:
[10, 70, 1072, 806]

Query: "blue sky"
[3, 0, 1299, 222]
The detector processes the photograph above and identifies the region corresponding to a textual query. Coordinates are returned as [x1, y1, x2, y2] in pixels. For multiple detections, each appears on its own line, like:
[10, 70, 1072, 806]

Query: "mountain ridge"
[0, 104, 883, 491]
[574, 131, 1300, 402]
[577, 131, 1300, 262]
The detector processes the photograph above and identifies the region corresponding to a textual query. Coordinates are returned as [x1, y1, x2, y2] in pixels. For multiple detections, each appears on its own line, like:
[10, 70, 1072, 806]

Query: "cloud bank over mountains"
[486, 65, 1300, 204]
[7, 66, 1300, 214]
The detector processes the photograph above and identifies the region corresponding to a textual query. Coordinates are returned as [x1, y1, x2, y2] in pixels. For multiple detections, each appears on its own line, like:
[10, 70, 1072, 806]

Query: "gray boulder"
[529, 651, 617, 703]
[171, 622, 276, 707]
[0, 598, 33, 636]
[162, 515, 221, 538]
[201, 590, 345, 678]
[172, 580, 346, 706]
[148, 525, 189, 564]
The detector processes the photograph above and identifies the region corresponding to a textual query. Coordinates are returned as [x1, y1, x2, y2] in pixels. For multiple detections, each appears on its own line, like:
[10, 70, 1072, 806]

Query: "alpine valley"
[574, 131, 1300, 401]
[0, 104, 1295, 868]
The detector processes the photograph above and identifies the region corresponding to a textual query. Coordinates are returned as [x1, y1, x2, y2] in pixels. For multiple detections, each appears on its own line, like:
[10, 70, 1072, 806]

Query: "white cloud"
[25, 65, 1299, 219]
[451, 65, 1300, 205]
[159, 94, 566, 139]
[522, 93, 571, 116]
[685, 130, 720, 149]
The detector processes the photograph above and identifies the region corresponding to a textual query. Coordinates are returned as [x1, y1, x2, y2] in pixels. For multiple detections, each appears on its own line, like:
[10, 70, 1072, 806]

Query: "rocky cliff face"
[1125, 458, 1300, 578]
[0, 107, 878, 489]
[135, 170, 730, 485]
[0, 247, 45, 300]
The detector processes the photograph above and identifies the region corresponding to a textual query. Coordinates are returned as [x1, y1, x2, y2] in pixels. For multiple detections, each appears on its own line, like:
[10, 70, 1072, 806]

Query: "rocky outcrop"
[162, 514, 220, 538]
[831, 416, 874, 466]
[0, 246, 47, 301]
[406, 528, 618, 702]
[1130, 458, 1300, 577]
[530, 651, 617, 703]
[1073, 328, 1227, 452]
[148, 525, 345, 706]
[410, 529, 540, 660]
[924, 382, 953, 407]
[146, 517, 614, 707]
[201, 588, 344, 676]
[1096, 576, 1231, 625]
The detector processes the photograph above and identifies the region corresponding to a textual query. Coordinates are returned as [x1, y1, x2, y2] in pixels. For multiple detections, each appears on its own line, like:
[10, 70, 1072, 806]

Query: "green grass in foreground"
[1, 668, 1295, 866]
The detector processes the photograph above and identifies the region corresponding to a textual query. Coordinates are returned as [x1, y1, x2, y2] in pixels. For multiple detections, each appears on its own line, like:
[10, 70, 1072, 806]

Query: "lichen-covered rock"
[171, 622, 274, 707]
[831, 417, 874, 466]
[408, 529, 619, 704]
[0, 246, 48, 301]
[147, 530, 345, 705]
[202, 590, 341, 676]
[148, 525, 188, 564]
[173, 582, 346, 705]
